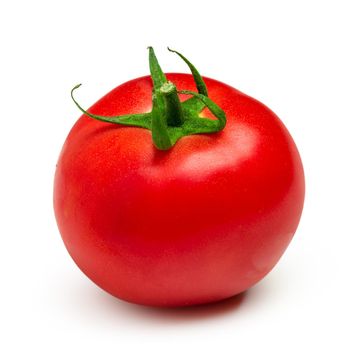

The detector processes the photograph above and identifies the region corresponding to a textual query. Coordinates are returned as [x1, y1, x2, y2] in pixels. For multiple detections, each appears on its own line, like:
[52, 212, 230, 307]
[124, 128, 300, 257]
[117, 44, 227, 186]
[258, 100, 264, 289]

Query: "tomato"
[54, 49, 304, 307]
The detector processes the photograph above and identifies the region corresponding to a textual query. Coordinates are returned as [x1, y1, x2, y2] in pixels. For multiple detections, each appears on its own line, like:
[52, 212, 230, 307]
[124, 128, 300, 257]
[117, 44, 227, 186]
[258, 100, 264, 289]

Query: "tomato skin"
[54, 73, 304, 307]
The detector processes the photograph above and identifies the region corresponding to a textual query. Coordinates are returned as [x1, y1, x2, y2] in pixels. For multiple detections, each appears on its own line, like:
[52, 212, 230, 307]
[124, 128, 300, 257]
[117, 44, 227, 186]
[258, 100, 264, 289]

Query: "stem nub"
[160, 81, 184, 127]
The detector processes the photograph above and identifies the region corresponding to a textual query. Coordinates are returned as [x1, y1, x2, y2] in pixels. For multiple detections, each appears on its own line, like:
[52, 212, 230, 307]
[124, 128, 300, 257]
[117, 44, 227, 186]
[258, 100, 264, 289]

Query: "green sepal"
[164, 90, 226, 147]
[178, 90, 226, 131]
[71, 84, 152, 129]
[167, 47, 208, 116]
[167, 47, 208, 96]
[148, 47, 167, 89]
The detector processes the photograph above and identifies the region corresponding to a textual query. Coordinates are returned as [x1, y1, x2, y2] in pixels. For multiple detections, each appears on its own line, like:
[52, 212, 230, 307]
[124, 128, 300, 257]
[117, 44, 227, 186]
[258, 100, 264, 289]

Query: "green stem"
[151, 90, 172, 150]
[160, 81, 184, 127]
[71, 47, 227, 151]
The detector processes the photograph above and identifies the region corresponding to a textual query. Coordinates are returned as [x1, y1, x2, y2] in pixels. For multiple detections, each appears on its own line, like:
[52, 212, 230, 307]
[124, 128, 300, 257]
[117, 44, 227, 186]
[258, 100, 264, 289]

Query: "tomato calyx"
[71, 47, 226, 150]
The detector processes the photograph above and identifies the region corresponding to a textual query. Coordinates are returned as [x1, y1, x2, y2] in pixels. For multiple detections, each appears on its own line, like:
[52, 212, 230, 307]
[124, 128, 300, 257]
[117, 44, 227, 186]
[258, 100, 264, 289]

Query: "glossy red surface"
[54, 73, 305, 306]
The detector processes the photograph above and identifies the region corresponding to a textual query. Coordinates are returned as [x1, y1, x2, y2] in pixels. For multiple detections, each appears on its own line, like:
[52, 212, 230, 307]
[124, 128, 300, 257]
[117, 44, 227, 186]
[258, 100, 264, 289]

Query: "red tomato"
[54, 73, 304, 307]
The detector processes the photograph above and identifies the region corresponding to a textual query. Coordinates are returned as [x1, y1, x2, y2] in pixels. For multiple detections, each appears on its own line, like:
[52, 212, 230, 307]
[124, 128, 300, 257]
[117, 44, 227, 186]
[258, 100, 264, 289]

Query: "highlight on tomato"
[54, 47, 305, 307]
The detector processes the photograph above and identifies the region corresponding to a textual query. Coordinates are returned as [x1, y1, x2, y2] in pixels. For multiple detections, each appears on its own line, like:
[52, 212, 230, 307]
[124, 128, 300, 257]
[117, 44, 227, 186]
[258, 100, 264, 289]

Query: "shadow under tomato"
[95, 289, 248, 324]
[137, 292, 247, 323]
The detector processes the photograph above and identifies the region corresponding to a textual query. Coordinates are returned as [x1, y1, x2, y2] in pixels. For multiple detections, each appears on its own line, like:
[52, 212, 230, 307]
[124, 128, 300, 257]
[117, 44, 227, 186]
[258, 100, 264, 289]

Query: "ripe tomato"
[54, 49, 304, 307]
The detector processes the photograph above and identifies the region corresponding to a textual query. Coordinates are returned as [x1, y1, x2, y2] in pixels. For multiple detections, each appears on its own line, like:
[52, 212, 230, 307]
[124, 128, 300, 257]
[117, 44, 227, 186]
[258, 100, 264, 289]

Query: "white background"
[1, 0, 349, 349]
